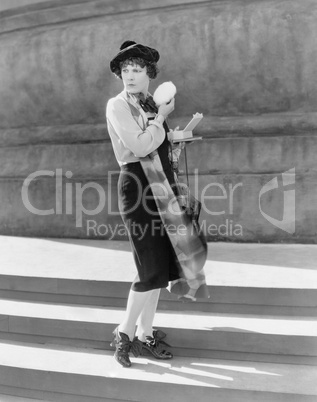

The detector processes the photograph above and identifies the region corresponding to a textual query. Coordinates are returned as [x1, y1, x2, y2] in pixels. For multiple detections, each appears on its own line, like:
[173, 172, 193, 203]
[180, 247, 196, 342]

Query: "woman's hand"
[158, 98, 175, 119]
[174, 141, 186, 150]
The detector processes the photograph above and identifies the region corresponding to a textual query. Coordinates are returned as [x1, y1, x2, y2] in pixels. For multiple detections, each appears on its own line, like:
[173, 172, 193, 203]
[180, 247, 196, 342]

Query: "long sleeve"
[106, 97, 165, 159]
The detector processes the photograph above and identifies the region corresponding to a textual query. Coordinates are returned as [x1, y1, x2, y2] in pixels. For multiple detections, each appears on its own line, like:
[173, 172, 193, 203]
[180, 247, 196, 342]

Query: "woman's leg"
[135, 288, 173, 360]
[135, 288, 161, 342]
[118, 288, 154, 340]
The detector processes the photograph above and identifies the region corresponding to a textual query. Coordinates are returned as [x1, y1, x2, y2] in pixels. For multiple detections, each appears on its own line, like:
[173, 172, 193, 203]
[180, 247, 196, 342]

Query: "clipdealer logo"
[258, 168, 296, 234]
[21, 167, 296, 236]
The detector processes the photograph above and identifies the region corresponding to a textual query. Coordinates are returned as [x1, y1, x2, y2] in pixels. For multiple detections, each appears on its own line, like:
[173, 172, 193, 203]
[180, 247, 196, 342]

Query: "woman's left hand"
[174, 141, 186, 150]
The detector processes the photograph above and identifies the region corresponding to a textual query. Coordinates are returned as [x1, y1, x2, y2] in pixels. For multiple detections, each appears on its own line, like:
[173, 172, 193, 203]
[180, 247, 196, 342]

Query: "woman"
[106, 41, 208, 368]
[106, 40, 180, 367]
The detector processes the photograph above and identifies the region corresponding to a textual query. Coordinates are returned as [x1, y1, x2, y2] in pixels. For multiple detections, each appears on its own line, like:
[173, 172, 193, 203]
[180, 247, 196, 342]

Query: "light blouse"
[106, 90, 166, 166]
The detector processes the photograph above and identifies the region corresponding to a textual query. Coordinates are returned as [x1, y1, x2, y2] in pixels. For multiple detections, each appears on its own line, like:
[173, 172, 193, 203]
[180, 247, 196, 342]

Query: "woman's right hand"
[158, 98, 175, 119]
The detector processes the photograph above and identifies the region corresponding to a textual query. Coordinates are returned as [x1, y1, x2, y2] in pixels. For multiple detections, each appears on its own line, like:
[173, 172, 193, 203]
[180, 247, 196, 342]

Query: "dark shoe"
[141, 329, 173, 360]
[110, 327, 143, 368]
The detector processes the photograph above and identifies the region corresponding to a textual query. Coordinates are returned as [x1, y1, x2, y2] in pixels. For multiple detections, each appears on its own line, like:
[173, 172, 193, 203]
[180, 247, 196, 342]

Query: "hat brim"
[110, 44, 160, 73]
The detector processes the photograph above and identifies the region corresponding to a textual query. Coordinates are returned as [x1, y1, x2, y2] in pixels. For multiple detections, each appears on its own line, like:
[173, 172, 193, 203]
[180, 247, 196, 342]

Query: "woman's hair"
[113, 57, 159, 79]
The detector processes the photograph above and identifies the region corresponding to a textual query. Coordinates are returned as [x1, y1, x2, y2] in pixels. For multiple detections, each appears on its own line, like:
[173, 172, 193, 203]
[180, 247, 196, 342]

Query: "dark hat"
[110, 40, 160, 73]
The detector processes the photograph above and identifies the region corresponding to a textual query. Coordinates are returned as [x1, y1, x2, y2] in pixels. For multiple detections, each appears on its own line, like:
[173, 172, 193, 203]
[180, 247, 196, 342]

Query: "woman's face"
[121, 63, 150, 95]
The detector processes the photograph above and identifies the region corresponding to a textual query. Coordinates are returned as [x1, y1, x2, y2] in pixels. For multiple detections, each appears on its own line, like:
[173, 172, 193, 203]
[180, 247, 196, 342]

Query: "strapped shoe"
[110, 326, 143, 368]
[141, 329, 173, 360]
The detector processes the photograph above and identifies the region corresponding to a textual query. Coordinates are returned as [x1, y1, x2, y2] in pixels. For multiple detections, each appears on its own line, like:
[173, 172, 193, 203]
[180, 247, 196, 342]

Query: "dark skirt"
[118, 135, 181, 292]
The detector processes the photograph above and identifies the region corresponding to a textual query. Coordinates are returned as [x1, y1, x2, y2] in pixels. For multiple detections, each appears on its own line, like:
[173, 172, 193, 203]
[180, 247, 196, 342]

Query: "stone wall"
[0, 0, 316, 242]
[0, 0, 53, 13]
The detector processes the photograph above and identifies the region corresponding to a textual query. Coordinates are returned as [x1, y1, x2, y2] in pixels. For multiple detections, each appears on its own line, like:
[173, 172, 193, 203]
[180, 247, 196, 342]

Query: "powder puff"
[153, 81, 177, 106]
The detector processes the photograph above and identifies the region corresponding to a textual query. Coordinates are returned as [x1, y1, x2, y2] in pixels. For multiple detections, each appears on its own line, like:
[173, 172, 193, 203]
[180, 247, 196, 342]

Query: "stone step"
[1, 274, 316, 316]
[0, 299, 316, 365]
[0, 341, 316, 402]
[1, 238, 316, 316]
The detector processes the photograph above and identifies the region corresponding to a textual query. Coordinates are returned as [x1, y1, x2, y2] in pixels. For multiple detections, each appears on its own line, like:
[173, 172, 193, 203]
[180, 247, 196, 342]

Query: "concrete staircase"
[0, 236, 316, 401]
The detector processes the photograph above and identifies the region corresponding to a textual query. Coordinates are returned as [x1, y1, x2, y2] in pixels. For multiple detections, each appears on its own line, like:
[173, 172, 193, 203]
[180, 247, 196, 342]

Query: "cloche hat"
[110, 40, 160, 73]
